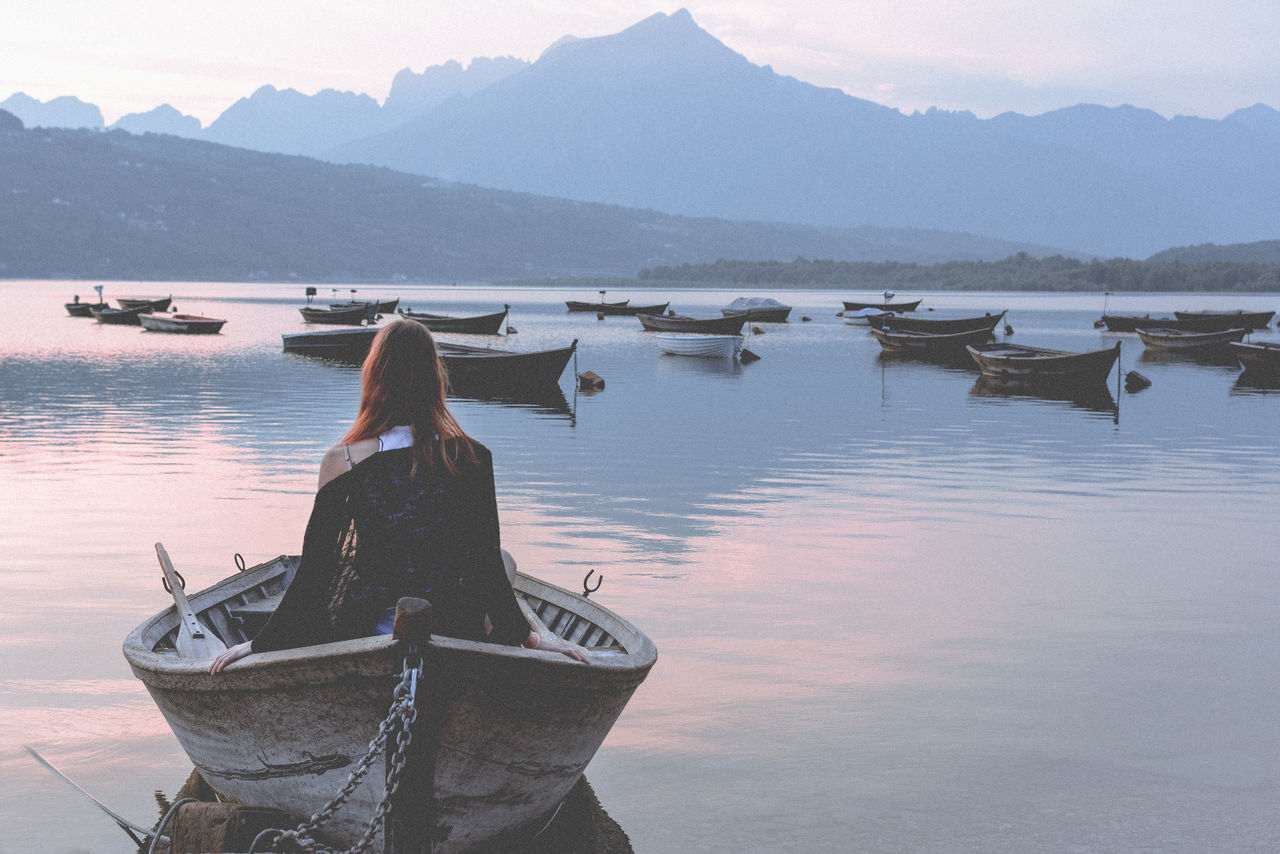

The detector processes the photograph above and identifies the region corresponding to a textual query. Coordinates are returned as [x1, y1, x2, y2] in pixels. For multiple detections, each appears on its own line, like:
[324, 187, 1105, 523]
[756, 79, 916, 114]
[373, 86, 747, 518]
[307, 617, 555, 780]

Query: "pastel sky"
[3, 1, 1277, 125]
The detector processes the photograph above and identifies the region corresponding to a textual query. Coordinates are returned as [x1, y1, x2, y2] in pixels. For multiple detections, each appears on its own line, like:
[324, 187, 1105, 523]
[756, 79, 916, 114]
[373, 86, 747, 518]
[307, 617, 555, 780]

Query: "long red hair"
[342, 320, 473, 475]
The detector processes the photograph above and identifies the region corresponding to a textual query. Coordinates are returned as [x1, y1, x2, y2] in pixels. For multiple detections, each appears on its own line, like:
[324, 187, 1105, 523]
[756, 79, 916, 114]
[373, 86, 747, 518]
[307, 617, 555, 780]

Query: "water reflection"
[1136, 346, 1242, 368]
[968, 375, 1120, 420]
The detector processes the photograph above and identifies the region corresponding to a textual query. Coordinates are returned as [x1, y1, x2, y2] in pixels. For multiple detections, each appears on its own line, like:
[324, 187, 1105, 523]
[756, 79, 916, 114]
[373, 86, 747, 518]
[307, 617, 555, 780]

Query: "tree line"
[636, 253, 1280, 292]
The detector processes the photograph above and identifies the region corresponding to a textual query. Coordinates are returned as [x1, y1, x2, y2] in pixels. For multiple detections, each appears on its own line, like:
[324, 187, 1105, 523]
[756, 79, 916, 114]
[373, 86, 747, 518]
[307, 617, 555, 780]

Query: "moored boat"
[1173, 309, 1274, 330]
[654, 333, 744, 359]
[123, 554, 656, 854]
[1229, 340, 1280, 377]
[1134, 326, 1247, 351]
[140, 313, 229, 334]
[566, 299, 670, 316]
[869, 325, 995, 352]
[331, 297, 401, 315]
[300, 305, 372, 325]
[118, 296, 173, 312]
[90, 303, 152, 325]
[436, 340, 578, 394]
[398, 307, 509, 335]
[636, 312, 748, 334]
[843, 297, 922, 312]
[966, 341, 1121, 385]
[721, 297, 791, 322]
[65, 300, 108, 317]
[283, 327, 378, 360]
[868, 310, 1006, 334]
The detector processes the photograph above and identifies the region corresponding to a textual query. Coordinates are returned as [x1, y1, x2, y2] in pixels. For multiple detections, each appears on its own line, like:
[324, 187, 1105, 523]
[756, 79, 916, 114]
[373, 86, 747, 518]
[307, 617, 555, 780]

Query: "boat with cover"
[90, 303, 152, 325]
[1229, 340, 1280, 377]
[867, 310, 1006, 334]
[870, 326, 995, 353]
[1173, 309, 1274, 330]
[1134, 326, 1247, 351]
[654, 333, 744, 359]
[140, 313, 229, 334]
[118, 296, 173, 312]
[636, 312, 748, 334]
[721, 297, 791, 322]
[965, 341, 1121, 385]
[398, 307, 509, 335]
[299, 305, 371, 325]
[124, 554, 656, 854]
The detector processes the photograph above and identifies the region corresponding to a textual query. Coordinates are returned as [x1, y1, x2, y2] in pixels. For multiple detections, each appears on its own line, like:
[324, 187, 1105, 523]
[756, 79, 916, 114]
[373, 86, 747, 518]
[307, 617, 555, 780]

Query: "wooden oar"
[155, 542, 227, 659]
[24, 745, 161, 847]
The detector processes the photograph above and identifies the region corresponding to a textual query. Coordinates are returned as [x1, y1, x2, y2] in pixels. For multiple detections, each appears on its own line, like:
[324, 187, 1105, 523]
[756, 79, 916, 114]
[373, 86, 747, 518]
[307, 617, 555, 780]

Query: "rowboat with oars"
[966, 341, 1121, 386]
[124, 553, 656, 853]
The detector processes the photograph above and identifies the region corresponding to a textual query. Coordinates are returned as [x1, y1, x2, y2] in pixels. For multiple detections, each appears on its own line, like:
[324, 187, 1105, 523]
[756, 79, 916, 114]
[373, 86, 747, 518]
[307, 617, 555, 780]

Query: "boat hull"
[140, 313, 228, 334]
[300, 305, 370, 325]
[65, 301, 106, 317]
[118, 296, 173, 312]
[636, 312, 747, 334]
[567, 301, 670, 316]
[1135, 327, 1247, 350]
[1173, 310, 1274, 330]
[282, 327, 379, 360]
[869, 326, 994, 352]
[124, 558, 655, 854]
[1230, 341, 1280, 377]
[843, 298, 922, 312]
[437, 340, 577, 394]
[868, 311, 1006, 334]
[90, 304, 150, 325]
[654, 333, 743, 358]
[965, 341, 1121, 385]
[398, 308, 509, 335]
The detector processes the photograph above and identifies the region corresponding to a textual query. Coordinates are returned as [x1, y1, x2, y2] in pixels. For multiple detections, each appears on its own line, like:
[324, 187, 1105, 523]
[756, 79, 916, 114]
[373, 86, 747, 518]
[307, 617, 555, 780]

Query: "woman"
[210, 320, 588, 673]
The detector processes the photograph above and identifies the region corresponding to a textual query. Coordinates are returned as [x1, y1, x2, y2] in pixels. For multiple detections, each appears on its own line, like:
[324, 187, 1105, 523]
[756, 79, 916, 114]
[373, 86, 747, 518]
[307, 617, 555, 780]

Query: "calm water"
[2, 281, 1279, 853]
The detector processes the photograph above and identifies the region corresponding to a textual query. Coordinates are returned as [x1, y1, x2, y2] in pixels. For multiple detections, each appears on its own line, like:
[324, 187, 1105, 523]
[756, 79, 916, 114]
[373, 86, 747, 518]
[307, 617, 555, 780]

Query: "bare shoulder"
[317, 439, 379, 489]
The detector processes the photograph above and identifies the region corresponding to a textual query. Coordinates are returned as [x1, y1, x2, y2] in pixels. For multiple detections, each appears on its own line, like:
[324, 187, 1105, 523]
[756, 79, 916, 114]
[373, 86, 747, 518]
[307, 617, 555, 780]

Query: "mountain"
[202, 85, 384, 156]
[111, 104, 203, 137]
[324, 10, 1280, 258]
[381, 56, 529, 125]
[0, 126, 1065, 282]
[1, 92, 103, 129]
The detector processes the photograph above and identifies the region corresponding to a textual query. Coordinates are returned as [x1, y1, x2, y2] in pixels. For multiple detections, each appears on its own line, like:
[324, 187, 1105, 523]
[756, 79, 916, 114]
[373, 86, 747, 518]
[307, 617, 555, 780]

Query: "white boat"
[654, 333, 744, 359]
[124, 554, 656, 853]
[139, 313, 228, 334]
[842, 307, 891, 325]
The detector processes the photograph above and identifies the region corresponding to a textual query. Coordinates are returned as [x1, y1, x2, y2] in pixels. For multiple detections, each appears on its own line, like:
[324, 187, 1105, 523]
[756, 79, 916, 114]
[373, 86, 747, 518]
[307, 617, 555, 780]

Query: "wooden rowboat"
[299, 305, 371, 325]
[965, 341, 1120, 385]
[566, 300, 670, 316]
[66, 300, 107, 317]
[90, 303, 151, 325]
[636, 312, 748, 334]
[1173, 309, 1274, 330]
[140, 313, 229, 334]
[124, 554, 656, 853]
[331, 298, 401, 315]
[843, 298, 922, 312]
[1134, 326, 1247, 351]
[118, 296, 173, 312]
[654, 333, 743, 359]
[398, 307, 510, 335]
[1229, 341, 1280, 377]
[868, 310, 1006, 334]
[869, 325, 994, 352]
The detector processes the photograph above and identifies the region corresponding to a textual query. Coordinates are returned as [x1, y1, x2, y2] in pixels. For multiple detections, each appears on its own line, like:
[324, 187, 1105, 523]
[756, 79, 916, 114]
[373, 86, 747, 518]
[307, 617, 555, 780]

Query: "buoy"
[578, 371, 605, 391]
[506, 326, 517, 334]
[596, 312, 605, 321]
[1004, 324, 1014, 336]
[751, 326, 765, 335]
[801, 315, 812, 322]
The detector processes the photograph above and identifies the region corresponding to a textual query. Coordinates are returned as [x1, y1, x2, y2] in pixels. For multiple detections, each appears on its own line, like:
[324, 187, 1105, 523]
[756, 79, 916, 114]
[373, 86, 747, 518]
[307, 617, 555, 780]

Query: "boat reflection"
[1136, 346, 1241, 368]
[1231, 369, 1280, 395]
[654, 353, 745, 377]
[968, 375, 1119, 420]
[875, 347, 979, 372]
[450, 386, 576, 421]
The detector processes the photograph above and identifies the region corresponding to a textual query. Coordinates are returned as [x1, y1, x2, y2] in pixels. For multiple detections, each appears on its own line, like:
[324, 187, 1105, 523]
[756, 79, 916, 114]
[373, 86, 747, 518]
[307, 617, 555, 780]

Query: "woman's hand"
[209, 641, 253, 674]
[526, 631, 590, 664]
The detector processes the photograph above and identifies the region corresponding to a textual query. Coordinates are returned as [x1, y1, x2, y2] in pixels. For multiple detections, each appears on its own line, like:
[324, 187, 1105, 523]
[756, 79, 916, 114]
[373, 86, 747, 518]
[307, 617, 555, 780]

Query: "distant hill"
[0, 127, 1066, 282]
[1148, 240, 1280, 264]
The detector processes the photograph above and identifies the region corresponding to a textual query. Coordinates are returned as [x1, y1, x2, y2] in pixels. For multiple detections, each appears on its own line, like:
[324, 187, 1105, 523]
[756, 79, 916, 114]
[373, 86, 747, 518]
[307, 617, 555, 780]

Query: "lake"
[2, 281, 1279, 853]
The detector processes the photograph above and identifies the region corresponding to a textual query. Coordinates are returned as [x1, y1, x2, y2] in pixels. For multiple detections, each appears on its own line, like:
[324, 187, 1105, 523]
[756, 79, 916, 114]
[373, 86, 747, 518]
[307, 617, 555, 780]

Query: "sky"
[3, 1, 1278, 126]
